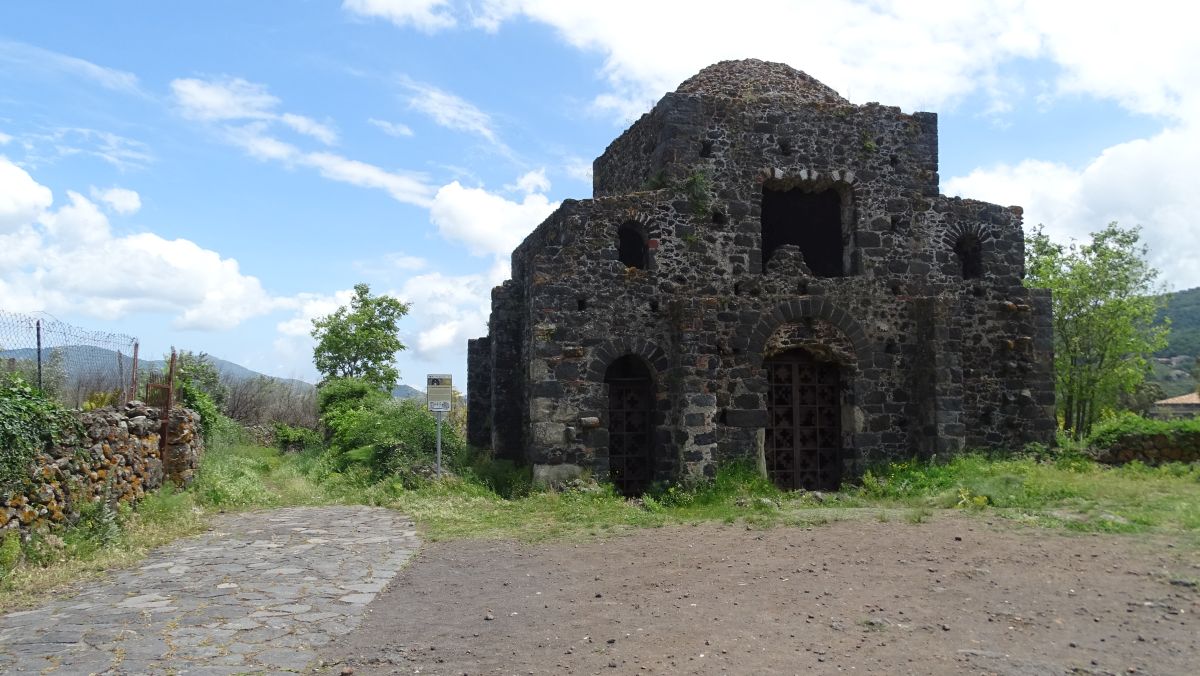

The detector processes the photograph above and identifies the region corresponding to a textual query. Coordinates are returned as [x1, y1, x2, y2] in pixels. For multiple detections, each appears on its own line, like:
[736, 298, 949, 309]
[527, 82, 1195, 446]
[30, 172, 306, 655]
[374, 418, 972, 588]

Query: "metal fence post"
[35, 319, 42, 390]
[130, 340, 140, 402]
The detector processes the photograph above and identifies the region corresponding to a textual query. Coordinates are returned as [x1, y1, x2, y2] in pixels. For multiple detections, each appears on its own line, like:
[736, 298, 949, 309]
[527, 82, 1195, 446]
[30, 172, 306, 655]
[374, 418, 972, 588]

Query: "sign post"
[426, 374, 453, 479]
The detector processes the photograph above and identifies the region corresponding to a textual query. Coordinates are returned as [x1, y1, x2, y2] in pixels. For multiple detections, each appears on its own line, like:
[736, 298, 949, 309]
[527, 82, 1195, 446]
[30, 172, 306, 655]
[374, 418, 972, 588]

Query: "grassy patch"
[855, 452, 1200, 534]
[5, 437, 1199, 612]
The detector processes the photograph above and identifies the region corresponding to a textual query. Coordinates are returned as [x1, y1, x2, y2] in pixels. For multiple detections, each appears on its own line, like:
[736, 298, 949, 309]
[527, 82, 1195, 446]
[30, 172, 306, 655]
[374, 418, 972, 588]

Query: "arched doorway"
[764, 349, 842, 490]
[604, 355, 655, 495]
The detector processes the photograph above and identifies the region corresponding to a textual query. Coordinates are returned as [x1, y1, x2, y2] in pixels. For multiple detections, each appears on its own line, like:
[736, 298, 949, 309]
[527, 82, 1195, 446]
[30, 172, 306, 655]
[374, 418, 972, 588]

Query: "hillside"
[0, 345, 426, 400]
[1149, 287, 1200, 397]
[1159, 286, 1200, 358]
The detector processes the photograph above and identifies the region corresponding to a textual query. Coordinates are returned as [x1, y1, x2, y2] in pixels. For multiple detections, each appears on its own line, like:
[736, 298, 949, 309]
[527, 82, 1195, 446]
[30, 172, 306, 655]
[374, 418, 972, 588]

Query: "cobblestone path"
[0, 506, 420, 675]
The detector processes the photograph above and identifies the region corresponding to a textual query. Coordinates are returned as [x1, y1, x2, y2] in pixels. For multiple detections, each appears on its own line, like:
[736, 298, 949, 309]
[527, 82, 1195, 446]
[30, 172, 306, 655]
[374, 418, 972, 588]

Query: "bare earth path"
[0, 506, 419, 675]
[323, 515, 1200, 676]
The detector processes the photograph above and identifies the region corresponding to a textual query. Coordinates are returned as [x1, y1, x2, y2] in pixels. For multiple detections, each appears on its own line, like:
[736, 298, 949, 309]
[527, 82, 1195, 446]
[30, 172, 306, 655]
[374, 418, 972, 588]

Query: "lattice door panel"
[608, 378, 654, 496]
[765, 353, 841, 490]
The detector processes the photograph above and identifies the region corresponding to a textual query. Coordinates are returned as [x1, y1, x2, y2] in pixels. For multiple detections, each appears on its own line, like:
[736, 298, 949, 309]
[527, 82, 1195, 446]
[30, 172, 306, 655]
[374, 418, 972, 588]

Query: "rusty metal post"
[159, 349, 177, 460]
[130, 341, 139, 402]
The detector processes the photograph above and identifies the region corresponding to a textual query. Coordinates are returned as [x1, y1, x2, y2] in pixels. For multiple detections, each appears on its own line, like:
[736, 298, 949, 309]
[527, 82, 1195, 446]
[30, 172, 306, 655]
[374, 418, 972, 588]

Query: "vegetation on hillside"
[1157, 286, 1200, 358]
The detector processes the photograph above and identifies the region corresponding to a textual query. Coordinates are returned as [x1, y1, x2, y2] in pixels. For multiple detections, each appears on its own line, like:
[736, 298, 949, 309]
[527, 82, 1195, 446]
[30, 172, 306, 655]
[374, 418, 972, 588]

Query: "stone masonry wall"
[2, 402, 203, 534]
[1092, 430, 1200, 465]
[470, 60, 1056, 488]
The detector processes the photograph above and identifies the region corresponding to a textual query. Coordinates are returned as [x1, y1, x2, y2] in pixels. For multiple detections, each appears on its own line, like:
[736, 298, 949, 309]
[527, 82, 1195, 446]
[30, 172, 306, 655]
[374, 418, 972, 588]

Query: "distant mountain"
[1, 344, 434, 401]
[392, 383, 424, 400]
[1158, 286, 1200, 358]
[1149, 287, 1200, 397]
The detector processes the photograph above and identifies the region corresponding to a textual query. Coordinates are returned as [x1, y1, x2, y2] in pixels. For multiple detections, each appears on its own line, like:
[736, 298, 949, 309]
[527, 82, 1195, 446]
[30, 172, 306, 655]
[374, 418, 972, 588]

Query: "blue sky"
[2, 0, 1198, 388]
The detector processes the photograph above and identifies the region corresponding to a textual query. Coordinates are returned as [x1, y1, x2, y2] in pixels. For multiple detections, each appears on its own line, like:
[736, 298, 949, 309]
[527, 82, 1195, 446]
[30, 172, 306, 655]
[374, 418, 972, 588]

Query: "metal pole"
[35, 319, 42, 390]
[435, 411, 444, 478]
[130, 341, 139, 402]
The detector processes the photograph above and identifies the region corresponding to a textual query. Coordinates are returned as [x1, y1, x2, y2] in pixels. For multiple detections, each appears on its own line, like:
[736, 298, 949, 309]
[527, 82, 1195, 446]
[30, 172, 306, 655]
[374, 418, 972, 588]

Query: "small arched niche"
[953, 232, 983, 279]
[617, 222, 648, 269]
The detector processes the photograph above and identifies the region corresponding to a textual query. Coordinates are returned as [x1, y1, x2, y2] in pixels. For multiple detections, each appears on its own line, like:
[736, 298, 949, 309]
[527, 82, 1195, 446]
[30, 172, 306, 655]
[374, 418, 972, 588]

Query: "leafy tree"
[311, 283, 409, 390]
[175, 351, 227, 408]
[1026, 223, 1169, 438]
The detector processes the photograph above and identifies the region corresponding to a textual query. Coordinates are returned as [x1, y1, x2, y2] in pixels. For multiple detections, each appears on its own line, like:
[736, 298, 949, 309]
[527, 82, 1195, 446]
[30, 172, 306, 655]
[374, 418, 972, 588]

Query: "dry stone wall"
[1092, 430, 1200, 465]
[2, 402, 202, 534]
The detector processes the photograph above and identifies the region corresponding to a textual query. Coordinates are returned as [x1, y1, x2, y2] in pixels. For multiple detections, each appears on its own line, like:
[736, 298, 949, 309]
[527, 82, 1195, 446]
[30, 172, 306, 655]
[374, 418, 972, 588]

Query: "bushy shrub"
[1088, 412, 1200, 448]
[178, 377, 222, 443]
[273, 423, 321, 451]
[317, 377, 390, 419]
[324, 394, 466, 484]
[0, 373, 81, 492]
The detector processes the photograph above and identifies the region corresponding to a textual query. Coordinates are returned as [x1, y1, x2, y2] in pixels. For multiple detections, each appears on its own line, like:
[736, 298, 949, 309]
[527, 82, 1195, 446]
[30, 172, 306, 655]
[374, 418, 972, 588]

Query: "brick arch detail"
[585, 338, 670, 382]
[747, 297, 871, 367]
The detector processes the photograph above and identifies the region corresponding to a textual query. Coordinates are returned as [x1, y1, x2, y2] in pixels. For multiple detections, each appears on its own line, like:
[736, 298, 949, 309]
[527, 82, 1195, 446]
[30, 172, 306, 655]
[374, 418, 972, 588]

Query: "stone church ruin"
[467, 59, 1055, 494]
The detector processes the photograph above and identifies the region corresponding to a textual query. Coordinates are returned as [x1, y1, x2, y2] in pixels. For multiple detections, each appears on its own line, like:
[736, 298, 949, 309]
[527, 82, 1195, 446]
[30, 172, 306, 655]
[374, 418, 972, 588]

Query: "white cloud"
[0, 40, 142, 95]
[279, 113, 338, 145]
[171, 77, 279, 121]
[303, 152, 435, 207]
[510, 168, 550, 194]
[463, 1, 1200, 125]
[0, 131, 11, 145]
[430, 180, 557, 257]
[946, 122, 1200, 289]
[0, 156, 53, 233]
[342, 0, 456, 32]
[18, 128, 154, 172]
[399, 77, 500, 144]
[563, 156, 593, 184]
[90, 186, 142, 215]
[173, 78, 436, 206]
[0, 158, 279, 330]
[172, 77, 336, 144]
[368, 118, 414, 138]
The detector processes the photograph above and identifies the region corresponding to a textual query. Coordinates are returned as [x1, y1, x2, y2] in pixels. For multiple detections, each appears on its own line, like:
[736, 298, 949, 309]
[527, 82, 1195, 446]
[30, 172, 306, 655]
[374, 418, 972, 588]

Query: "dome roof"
[674, 59, 849, 106]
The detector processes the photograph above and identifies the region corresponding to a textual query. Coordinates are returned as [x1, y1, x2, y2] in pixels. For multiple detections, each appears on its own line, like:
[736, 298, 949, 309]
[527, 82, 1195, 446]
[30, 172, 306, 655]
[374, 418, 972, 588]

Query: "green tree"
[1026, 223, 1169, 438]
[311, 283, 409, 390]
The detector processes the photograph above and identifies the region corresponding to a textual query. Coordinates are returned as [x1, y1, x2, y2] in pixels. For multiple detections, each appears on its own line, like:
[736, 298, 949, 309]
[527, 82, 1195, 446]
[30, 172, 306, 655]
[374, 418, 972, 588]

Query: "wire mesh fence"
[0, 309, 140, 408]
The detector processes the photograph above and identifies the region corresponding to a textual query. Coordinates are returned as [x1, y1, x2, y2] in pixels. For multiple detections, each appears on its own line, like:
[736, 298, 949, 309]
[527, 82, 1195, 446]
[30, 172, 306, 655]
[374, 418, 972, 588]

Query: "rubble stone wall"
[470, 59, 1056, 487]
[2, 402, 203, 534]
[1092, 431, 1200, 465]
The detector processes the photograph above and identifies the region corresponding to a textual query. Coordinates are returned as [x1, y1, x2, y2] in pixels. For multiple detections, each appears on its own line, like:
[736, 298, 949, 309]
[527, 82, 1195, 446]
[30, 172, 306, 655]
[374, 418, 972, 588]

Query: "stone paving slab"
[0, 506, 419, 674]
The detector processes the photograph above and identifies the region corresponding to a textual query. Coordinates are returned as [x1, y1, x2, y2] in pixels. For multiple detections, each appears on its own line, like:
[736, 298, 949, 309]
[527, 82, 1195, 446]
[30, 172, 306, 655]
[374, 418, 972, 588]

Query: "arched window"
[954, 233, 983, 279]
[617, 223, 648, 269]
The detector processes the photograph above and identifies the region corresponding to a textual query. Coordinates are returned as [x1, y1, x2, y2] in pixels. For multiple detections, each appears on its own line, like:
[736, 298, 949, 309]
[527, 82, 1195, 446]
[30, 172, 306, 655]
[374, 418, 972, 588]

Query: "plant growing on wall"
[1025, 223, 1169, 438]
[0, 373, 81, 492]
[311, 283, 410, 391]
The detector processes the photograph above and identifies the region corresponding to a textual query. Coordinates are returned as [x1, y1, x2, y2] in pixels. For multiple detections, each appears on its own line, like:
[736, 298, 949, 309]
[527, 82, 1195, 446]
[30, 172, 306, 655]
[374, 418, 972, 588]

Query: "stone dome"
[674, 59, 849, 106]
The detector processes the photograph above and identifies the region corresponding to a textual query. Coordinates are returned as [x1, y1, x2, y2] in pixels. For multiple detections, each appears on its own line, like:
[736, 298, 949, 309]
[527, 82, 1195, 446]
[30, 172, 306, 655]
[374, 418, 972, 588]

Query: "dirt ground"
[321, 514, 1200, 675]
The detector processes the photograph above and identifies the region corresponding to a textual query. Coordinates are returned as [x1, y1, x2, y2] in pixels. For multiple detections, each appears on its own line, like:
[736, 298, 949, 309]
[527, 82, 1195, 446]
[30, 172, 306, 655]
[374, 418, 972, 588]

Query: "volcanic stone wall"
[2, 402, 202, 534]
[470, 59, 1056, 486]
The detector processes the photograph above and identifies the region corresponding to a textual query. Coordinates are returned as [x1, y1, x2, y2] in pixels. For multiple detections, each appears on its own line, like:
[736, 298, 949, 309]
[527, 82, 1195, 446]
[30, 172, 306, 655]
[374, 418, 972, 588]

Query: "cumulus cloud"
[0, 157, 53, 233]
[430, 180, 557, 257]
[946, 122, 1200, 289]
[90, 186, 141, 215]
[0, 157, 279, 330]
[368, 118, 414, 137]
[509, 168, 550, 194]
[448, 0, 1198, 127]
[342, 0, 456, 32]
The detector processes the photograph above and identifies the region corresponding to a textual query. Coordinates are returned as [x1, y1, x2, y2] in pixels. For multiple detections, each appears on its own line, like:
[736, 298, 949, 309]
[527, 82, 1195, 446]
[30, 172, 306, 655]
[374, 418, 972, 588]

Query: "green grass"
[4, 436, 1199, 612]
